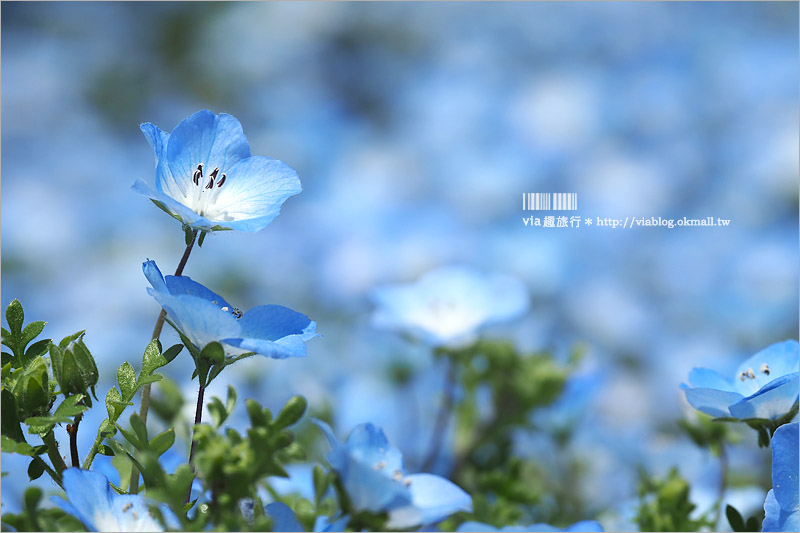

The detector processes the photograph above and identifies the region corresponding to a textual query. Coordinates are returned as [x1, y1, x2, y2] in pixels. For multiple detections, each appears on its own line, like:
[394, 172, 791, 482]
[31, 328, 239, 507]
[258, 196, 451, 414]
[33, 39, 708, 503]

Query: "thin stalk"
[42, 430, 68, 482]
[714, 443, 729, 528]
[421, 358, 456, 472]
[185, 382, 206, 504]
[67, 414, 82, 467]
[130, 230, 198, 494]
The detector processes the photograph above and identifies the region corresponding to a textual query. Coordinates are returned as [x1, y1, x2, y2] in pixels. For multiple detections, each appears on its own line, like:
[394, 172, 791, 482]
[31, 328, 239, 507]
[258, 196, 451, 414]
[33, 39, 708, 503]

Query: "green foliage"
[0, 487, 84, 532]
[26, 394, 88, 436]
[2, 299, 50, 369]
[726, 504, 763, 532]
[50, 333, 99, 402]
[635, 467, 713, 532]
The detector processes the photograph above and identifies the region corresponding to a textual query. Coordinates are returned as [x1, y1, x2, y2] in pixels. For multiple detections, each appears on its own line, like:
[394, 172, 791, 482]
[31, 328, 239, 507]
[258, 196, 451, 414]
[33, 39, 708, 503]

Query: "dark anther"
[206, 167, 220, 189]
[232, 307, 243, 319]
[192, 164, 203, 186]
[217, 173, 226, 187]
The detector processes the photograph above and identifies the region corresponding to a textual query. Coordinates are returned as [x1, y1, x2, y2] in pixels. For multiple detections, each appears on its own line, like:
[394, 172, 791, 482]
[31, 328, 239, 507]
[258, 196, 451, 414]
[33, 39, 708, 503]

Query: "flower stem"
[421, 357, 456, 472]
[42, 429, 68, 483]
[714, 443, 728, 528]
[185, 381, 206, 503]
[67, 414, 82, 467]
[130, 229, 198, 494]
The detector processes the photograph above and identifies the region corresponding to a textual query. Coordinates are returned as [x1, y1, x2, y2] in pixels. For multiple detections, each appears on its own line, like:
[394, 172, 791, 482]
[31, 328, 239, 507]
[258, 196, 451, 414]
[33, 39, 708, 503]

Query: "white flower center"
[182, 163, 233, 221]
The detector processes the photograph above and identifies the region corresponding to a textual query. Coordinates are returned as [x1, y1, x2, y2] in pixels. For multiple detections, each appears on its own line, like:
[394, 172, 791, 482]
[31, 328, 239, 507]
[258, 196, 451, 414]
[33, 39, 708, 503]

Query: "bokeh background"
[2, 1, 797, 530]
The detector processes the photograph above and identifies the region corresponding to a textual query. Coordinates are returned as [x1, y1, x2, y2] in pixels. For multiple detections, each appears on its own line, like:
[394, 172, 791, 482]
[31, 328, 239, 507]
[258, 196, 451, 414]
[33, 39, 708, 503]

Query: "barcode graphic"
[522, 193, 578, 211]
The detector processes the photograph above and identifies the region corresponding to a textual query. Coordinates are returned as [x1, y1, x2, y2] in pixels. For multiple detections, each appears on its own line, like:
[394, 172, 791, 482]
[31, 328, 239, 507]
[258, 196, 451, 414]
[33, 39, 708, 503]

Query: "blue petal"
[683, 387, 743, 418]
[386, 473, 473, 529]
[147, 290, 241, 348]
[264, 502, 304, 532]
[164, 275, 232, 309]
[143, 260, 168, 294]
[728, 373, 799, 420]
[206, 156, 302, 231]
[763, 489, 799, 532]
[224, 334, 311, 359]
[564, 520, 605, 532]
[341, 455, 411, 513]
[313, 514, 350, 532]
[346, 423, 406, 477]
[238, 305, 316, 341]
[687, 367, 735, 392]
[165, 111, 251, 201]
[771, 422, 799, 513]
[734, 340, 800, 396]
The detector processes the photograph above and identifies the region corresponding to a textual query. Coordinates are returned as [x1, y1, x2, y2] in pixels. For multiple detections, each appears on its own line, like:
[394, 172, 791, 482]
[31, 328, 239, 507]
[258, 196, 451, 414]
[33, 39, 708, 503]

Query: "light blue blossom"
[133, 110, 301, 232]
[265, 502, 305, 532]
[762, 422, 799, 532]
[144, 260, 317, 359]
[371, 265, 529, 348]
[681, 340, 799, 421]
[457, 520, 604, 532]
[314, 420, 472, 529]
[53, 468, 177, 532]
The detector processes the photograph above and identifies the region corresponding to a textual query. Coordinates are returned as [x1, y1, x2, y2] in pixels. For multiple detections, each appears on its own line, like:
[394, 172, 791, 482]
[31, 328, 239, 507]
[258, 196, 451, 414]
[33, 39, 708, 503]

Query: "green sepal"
[313, 465, 330, 506]
[726, 505, 745, 532]
[198, 231, 207, 247]
[27, 457, 47, 481]
[274, 395, 307, 429]
[183, 224, 194, 246]
[163, 343, 183, 363]
[12, 357, 50, 419]
[150, 199, 183, 222]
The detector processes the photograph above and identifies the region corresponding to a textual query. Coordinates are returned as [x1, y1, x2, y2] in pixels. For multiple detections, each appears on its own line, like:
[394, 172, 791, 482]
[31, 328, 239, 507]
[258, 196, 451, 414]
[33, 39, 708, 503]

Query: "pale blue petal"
[763, 489, 799, 532]
[683, 387, 742, 418]
[342, 456, 411, 513]
[564, 520, 605, 532]
[729, 373, 799, 420]
[147, 290, 241, 348]
[386, 473, 473, 528]
[346, 423, 406, 476]
[165, 110, 250, 198]
[772, 422, 799, 512]
[224, 335, 310, 359]
[687, 367, 736, 392]
[735, 340, 800, 396]
[264, 502, 304, 532]
[143, 260, 168, 294]
[207, 156, 301, 228]
[140, 122, 169, 159]
[238, 305, 315, 341]
[164, 275, 231, 309]
[457, 522, 500, 532]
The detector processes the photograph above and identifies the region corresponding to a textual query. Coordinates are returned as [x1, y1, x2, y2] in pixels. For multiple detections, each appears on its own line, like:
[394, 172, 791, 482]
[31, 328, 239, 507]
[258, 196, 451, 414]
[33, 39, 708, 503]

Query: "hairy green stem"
[185, 382, 206, 503]
[130, 229, 198, 494]
[42, 430, 68, 482]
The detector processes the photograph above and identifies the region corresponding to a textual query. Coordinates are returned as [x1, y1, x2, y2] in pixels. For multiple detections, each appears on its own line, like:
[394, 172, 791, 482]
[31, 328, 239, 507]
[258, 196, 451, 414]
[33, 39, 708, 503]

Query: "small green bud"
[274, 395, 307, 429]
[12, 357, 51, 419]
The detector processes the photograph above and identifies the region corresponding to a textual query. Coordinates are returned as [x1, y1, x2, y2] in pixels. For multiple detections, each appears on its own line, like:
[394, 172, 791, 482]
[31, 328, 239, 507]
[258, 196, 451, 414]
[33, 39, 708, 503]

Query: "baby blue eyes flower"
[371, 265, 529, 348]
[314, 420, 472, 529]
[53, 468, 177, 532]
[457, 520, 604, 532]
[144, 260, 317, 359]
[133, 109, 301, 232]
[762, 422, 799, 532]
[681, 340, 799, 421]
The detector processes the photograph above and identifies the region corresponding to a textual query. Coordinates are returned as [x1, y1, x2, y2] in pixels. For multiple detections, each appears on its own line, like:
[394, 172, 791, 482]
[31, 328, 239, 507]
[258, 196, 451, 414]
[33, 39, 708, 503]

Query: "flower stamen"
[206, 167, 220, 189]
[761, 363, 770, 375]
[192, 164, 203, 186]
[217, 173, 226, 187]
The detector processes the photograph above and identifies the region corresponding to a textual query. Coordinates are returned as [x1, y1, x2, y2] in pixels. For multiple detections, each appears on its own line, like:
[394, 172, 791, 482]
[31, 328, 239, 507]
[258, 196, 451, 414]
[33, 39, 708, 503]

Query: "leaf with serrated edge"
[116, 362, 137, 401]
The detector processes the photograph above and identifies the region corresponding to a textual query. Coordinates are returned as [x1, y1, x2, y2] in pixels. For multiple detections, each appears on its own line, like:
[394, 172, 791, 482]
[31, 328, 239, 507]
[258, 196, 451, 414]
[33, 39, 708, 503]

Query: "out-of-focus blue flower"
[457, 519, 604, 532]
[53, 468, 177, 532]
[681, 340, 799, 420]
[762, 422, 799, 532]
[133, 110, 301, 232]
[265, 502, 305, 532]
[371, 265, 529, 348]
[314, 420, 472, 529]
[144, 260, 317, 359]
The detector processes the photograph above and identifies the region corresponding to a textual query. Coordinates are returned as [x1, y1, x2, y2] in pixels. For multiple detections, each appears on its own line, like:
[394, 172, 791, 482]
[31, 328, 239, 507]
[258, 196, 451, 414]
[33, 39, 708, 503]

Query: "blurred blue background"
[2, 1, 797, 528]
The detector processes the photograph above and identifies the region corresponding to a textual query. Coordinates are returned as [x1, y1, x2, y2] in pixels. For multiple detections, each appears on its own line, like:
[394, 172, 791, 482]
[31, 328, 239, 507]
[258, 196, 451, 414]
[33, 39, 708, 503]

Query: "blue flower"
[314, 420, 472, 529]
[457, 520, 604, 532]
[144, 260, 317, 359]
[133, 110, 301, 232]
[762, 422, 799, 532]
[681, 340, 799, 421]
[53, 468, 178, 532]
[264, 502, 305, 532]
[371, 265, 529, 348]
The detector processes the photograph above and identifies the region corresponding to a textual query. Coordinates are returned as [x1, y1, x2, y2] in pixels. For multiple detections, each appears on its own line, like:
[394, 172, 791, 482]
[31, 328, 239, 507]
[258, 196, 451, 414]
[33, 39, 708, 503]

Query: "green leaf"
[142, 339, 168, 375]
[1, 435, 35, 455]
[198, 231, 207, 247]
[98, 444, 115, 456]
[163, 343, 183, 363]
[274, 396, 307, 429]
[1, 389, 27, 443]
[58, 330, 85, 349]
[727, 505, 745, 532]
[246, 399, 269, 428]
[744, 516, 760, 531]
[21, 321, 45, 348]
[184, 225, 194, 246]
[48, 343, 65, 388]
[105, 387, 129, 421]
[71, 339, 99, 391]
[149, 428, 175, 456]
[6, 299, 24, 333]
[53, 394, 87, 418]
[23, 339, 50, 363]
[129, 412, 149, 443]
[116, 362, 137, 401]
[23, 486, 42, 513]
[25, 395, 87, 435]
[98, 419, 117, 438]
[27, 457, 46, 481]
[313, 465, 330, 506]
[116, 423, 148, 451]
